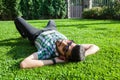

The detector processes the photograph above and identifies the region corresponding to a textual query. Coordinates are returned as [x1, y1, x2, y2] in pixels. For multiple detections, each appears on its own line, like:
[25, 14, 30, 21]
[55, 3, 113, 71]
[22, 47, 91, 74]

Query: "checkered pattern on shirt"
[35, 30, 67, 60]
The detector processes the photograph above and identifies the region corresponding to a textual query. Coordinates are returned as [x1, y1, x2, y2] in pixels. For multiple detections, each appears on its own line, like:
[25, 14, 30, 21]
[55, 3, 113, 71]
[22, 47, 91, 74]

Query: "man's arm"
[20, 52, 65, 69]
[81, 44, 100, 56]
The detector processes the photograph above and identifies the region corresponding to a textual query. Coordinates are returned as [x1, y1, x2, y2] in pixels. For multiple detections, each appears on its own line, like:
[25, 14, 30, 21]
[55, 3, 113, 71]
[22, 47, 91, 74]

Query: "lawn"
[0, 19, 120, 80]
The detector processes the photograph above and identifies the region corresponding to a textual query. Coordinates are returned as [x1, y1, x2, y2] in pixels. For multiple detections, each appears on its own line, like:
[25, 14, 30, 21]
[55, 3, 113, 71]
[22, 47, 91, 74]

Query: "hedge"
[82, 0, 120, 20]
[0, 0, 67, 20]
[0, 0, 18, 20]
[19, 0, 67, 19]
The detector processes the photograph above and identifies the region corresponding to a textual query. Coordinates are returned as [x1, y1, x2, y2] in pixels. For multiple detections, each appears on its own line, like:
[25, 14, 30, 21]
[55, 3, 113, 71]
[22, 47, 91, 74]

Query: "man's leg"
[14, 18, 26, 38]
[43, 20, 57, 31]
[14, 17, 41, 43]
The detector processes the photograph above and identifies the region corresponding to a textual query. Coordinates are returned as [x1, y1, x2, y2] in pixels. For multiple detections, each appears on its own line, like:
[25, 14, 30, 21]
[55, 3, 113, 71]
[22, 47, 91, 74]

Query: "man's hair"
[68, 45, 85, 62]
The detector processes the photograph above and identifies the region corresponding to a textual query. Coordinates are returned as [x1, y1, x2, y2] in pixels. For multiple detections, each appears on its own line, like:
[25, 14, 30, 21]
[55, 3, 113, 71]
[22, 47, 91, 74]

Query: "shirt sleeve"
[37, 49, 50, 60]
[37, 48, 58, 60]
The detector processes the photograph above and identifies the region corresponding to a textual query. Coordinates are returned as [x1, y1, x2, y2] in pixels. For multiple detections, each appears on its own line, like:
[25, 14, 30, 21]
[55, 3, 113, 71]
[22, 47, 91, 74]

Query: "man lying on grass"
[14, 17, 99, 69]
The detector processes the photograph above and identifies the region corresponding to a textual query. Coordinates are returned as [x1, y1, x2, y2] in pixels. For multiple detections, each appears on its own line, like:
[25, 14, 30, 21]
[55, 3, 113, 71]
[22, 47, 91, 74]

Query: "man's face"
[56, 40, 76, 59]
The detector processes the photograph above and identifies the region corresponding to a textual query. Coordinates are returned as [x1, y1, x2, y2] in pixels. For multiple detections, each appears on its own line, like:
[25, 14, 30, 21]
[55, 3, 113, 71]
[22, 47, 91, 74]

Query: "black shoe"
[45, 20, 57, 30]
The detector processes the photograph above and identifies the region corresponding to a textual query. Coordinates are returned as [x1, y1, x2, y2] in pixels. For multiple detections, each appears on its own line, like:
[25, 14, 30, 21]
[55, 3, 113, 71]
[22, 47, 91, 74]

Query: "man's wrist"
[52, 58, 56, 64]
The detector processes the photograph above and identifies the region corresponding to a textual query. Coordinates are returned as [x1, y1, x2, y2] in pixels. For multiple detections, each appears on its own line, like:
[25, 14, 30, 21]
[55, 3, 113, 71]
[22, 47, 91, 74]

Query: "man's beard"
[55, 42, 61, 56]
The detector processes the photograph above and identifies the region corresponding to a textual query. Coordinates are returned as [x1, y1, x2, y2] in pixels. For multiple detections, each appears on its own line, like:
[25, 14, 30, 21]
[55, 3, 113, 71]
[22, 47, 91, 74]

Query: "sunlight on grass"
[0, 19, 120, 79]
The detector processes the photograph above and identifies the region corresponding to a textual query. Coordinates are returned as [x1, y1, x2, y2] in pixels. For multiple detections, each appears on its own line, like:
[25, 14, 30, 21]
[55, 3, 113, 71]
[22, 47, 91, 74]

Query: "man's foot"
[46, 20, 56, 29]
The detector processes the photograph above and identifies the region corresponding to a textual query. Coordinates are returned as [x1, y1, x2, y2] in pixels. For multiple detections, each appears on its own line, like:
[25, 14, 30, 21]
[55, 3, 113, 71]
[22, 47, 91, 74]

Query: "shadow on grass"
[57, 24, 88, 29]
[56, 19, 120, 29]
[57, 22, 120, 28]
[94, 28, 108, 30]
[28, 20, 48, 23]
[0, 37, 37, 69]
[0, 37, 36, 59]
[23, 19, 120, 30]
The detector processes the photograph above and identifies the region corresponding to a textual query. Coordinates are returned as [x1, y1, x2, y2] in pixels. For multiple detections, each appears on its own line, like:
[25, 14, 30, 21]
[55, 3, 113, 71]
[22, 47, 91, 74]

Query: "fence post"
[67, 0, 70, 18]
[89, 0, 92, 9]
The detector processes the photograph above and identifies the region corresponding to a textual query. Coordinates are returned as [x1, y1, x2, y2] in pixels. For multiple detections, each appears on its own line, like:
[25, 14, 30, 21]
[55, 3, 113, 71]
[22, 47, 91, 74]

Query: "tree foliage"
[19, 0, 67, 19]
[52, 0, 67, 18]
[1, 0, 18, 20]
[0, 0, 3, 19]
[0, 0, 67, 20]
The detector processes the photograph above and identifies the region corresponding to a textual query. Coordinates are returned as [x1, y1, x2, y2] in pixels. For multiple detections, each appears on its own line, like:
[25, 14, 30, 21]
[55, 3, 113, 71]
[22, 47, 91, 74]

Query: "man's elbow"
[96, 45, 100, 51]
[93, 44, 100, 52]
[20, 61, 27, 69]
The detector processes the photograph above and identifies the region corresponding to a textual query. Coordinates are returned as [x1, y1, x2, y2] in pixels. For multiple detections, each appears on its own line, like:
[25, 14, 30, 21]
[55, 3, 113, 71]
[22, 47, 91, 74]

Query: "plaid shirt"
[35, 30, 67, 60]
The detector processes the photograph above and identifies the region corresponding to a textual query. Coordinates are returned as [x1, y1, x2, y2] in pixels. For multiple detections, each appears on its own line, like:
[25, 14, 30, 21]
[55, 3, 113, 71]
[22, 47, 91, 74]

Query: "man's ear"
[59, 56, 66, 60]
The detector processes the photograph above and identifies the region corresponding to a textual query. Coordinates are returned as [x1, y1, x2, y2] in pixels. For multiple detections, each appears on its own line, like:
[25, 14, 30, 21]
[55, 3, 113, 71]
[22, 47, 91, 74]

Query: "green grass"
[0, 19, 120, 80]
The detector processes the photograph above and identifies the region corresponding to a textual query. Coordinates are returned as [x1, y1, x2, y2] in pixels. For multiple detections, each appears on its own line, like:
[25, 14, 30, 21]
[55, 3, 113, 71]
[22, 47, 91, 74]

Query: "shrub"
[19, 0, 67, 19]
[82, 0, 120, 20]
[52, 0, 67, 19]
[100, 6, 114, 19]
[82, 7, 103, 19]
[40, 0, 67, 19]
[19, 0, 32, 19]
[1, 0, 18, 20]
[113, 0, 120, 20]
[0, 0, 3, 19]
[40, 0, 55, 19]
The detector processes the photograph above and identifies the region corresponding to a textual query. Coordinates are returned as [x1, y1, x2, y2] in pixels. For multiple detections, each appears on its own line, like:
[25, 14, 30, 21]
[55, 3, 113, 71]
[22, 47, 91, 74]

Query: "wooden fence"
[92, 0, 115, 7]
[69, 5, 82, 18]
[68, 0, 83, 18]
